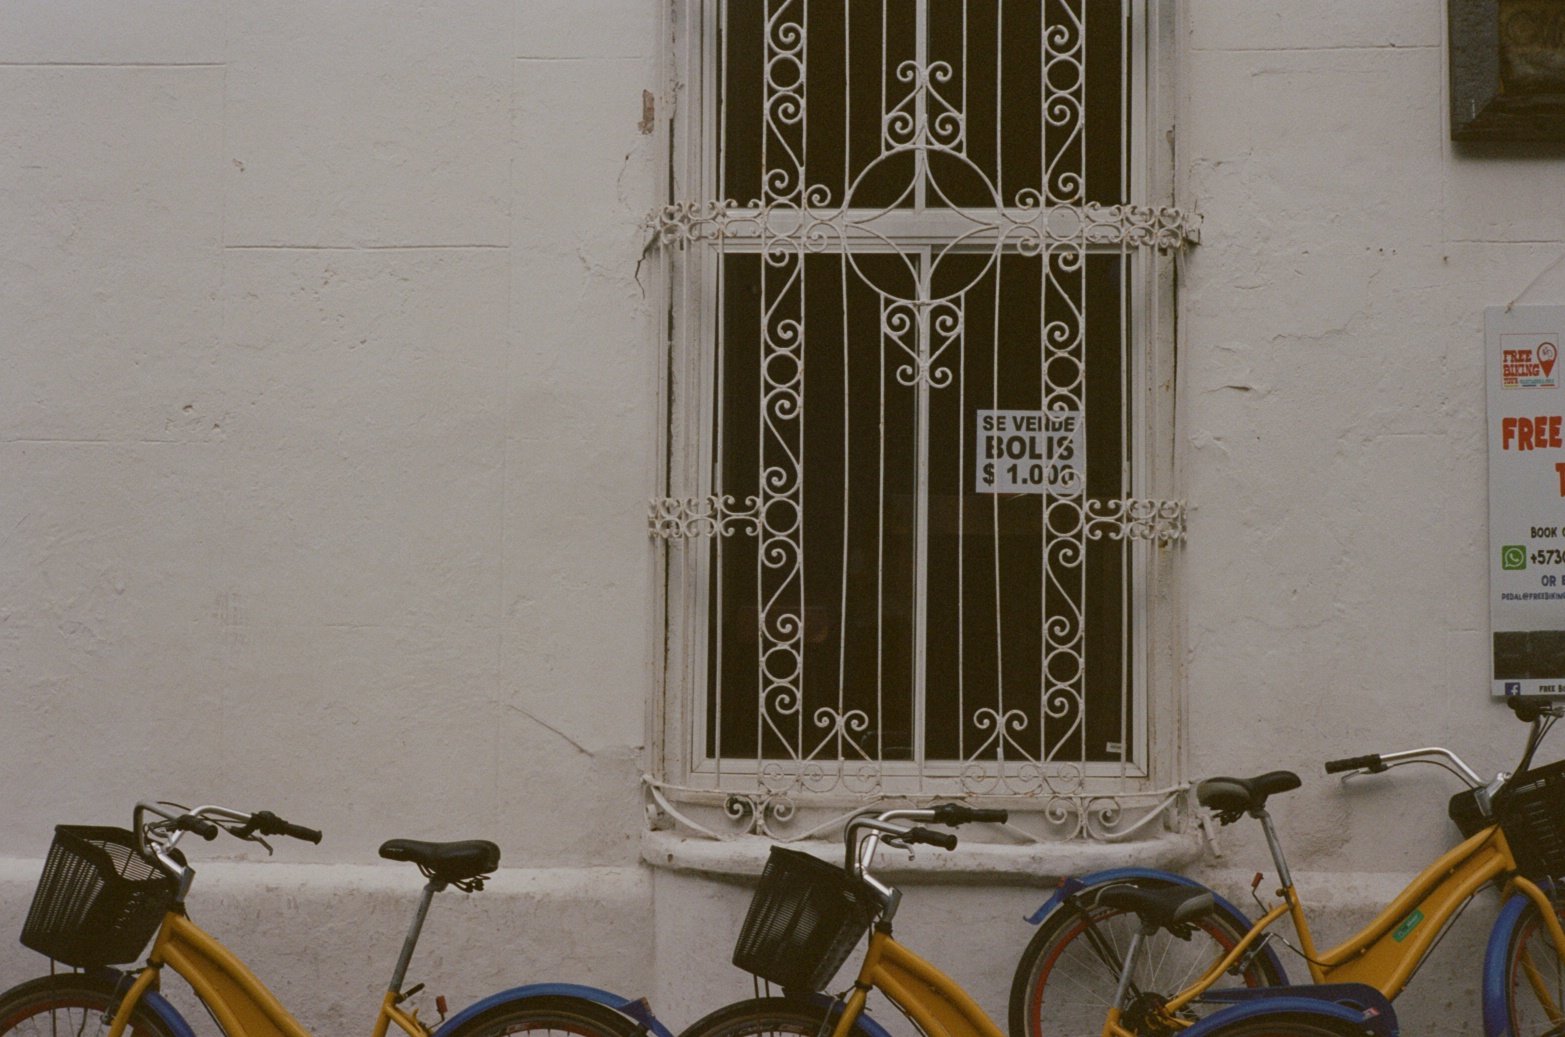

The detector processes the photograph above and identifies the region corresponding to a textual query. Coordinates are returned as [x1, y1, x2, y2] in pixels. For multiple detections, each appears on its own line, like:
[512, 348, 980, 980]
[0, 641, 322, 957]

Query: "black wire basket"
[1495, 759, 1565, 881]
[732, 847, 878, 992]
[20, 826, 174, 968]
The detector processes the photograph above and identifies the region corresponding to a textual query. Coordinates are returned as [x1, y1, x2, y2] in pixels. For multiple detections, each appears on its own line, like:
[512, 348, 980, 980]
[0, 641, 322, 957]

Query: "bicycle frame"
[104, 911, 425, 1037]
[1158, 822, 1565, 1018]
[827, 927, 1003, 1037]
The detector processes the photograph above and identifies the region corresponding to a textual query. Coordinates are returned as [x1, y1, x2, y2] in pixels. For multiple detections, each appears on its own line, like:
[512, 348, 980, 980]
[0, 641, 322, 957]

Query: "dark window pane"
[708, 254, 921, 762]
[720, 1, 1124, 209]
[707, 1, 1134, 768]
[923, 252, 1126, 764]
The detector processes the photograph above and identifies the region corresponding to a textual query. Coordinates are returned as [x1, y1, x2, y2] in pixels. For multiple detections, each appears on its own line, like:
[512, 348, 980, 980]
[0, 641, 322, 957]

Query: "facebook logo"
[1506, 682, 1523, 696]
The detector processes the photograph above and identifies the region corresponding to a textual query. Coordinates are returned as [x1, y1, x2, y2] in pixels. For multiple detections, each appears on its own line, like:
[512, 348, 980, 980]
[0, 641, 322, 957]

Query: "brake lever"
[211, 817, 274, 854]
[237, 827, 274, 855]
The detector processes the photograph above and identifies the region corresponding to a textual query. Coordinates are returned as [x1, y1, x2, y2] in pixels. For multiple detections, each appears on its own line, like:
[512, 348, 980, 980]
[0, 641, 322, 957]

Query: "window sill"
[640, 828, 1204, 885]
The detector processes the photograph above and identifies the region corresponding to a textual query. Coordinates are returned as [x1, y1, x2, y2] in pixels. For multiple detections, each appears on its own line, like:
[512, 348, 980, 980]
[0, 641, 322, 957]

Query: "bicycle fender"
[1180, 995, 1398, 1037]
[434, 983, 677, 1037]
[84, 969, 199, 1037]
[1024, 868, 1228, 924]
[1482, 889, 1542, 1037]
[1021, 867, 1289, 984]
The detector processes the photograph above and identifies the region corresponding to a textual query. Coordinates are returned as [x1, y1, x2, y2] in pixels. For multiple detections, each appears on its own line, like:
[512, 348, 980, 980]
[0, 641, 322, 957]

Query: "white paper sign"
[974, 409, 1083, 495]
[1487, 306, 1565, 696]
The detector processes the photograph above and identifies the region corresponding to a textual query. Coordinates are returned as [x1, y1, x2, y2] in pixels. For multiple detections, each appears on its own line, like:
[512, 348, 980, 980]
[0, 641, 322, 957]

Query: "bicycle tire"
[677, 997, 880, 1037]
[1007, 876, 1286, 1037]
[0, 973, 181, 1037]
[1190, 1013, 1373, 1037]
[1501, 896, 1565, 1037]
[442, 996, 648, 1037]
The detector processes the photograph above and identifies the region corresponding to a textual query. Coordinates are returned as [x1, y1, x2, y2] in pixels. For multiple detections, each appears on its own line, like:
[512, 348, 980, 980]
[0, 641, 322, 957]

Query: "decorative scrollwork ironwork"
[658, 496, 1187, 544]
[646, 200, 1203, 255]
[647, 495, 762, 540]
[1084, 499, 1187, 542]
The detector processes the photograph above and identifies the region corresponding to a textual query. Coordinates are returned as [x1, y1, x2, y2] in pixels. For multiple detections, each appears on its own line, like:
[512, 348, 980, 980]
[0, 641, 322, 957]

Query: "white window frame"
[647, 0, 1193, 842]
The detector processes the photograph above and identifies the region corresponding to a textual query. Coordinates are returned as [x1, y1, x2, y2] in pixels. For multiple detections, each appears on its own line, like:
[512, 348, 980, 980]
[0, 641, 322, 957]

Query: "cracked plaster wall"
[0, 0, 660, 1026]
[3, 2, 1564, 1035]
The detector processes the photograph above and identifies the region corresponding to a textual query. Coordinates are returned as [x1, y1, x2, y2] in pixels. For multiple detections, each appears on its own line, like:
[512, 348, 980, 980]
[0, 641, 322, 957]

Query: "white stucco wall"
[1178, 0, 1565, 890]
[4, 3, 1565, 1037]
[1, 0, 661, 1028]
[1178, 5, 1565, 1031]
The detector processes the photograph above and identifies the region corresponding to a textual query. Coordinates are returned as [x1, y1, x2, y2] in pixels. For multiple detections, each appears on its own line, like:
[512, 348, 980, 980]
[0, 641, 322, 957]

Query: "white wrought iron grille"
[650, 0, 1194, 839]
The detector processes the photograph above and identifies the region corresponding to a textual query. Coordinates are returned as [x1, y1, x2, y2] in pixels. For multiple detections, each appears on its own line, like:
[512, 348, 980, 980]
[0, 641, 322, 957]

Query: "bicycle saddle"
[1095, 884, 1216, 933]
[1196, 771, 1302, 819]
[379, 839, 501, 884]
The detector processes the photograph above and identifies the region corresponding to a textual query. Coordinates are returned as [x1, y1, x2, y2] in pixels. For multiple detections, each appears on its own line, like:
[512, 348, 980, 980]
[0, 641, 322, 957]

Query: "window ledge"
[641, 828, 1204, 885]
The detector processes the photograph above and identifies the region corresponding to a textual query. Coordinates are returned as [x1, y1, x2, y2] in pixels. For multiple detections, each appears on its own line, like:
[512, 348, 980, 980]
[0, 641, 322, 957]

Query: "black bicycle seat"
[379, 839, 500, 884]
[1196, 771, 1302, 817]
[1096, 884, 1216, 933]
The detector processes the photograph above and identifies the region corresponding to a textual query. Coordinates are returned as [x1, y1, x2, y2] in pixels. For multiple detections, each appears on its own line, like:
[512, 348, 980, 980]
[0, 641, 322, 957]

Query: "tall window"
[650, 0, 1195, 838]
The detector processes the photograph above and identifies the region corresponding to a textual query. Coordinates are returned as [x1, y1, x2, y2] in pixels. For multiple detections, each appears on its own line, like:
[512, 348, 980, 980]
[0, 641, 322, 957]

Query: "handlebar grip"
[903, 826, 959, 851]
[1324, 754, 1385, 774]
[929, 803, 1009, 826]
[176, 815, 221, 840]
[280, 820, 323, 844]
[248, 811, 323, 844]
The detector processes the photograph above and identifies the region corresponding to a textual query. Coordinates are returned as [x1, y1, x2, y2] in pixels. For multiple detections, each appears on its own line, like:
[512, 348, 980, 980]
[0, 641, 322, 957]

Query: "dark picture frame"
[1451, 0, 1565, 141]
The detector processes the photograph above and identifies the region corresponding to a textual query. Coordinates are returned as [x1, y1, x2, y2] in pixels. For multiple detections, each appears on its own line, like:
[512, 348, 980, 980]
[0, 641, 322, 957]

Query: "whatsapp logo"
[1503, 545, 1528, 571]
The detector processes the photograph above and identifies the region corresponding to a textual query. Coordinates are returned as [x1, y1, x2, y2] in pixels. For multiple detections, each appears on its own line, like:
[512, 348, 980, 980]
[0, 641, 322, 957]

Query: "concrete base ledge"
[642, 828, 1205, 884]
[0, 859, 656, 1037]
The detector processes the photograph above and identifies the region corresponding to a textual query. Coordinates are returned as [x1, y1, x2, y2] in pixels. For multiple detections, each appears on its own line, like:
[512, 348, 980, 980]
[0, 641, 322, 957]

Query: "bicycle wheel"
[1502, 897, 1565, 1037]
[0, 973, 180, 1037]
[444, 996, 648, 1037]
[1192, 1014, 1371, 1037]
[678, 997, 879, 1037]
[1007, 877, 1286, 1037]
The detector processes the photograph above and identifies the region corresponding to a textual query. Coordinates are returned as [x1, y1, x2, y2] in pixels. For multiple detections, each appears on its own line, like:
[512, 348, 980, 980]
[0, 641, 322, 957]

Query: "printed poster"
[1488, 306, 1565, 696]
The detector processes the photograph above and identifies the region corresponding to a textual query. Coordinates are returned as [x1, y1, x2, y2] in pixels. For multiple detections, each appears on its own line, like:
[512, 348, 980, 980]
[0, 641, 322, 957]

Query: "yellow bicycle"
[0, 802, 673, 1037]
[680, 697, 1565, 1037]
[1008, 695, 1565, 1037]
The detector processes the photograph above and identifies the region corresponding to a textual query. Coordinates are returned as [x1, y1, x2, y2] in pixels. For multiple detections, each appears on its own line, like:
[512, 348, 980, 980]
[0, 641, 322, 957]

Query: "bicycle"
[0, 801, 675, 1037]
[1008, 694, 1565, 1037]
[676, 802, 1364, 1037]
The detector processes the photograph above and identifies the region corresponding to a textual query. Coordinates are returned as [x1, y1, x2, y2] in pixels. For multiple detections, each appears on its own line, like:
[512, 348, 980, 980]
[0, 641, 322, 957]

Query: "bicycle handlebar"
[902, 826, 960, 851]
[1322, 697, 1565, 789]
[929, 802, 1010, 826]
[136, 802, 324, 895]
[842, 801, 1009, 888]
[1324, 754, 1385, 775]
[237, 810, 324, 845]
[175, 814, 223, 840]
[1508, 695, 1565, 721]
[1322, 746, 1485, 787]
